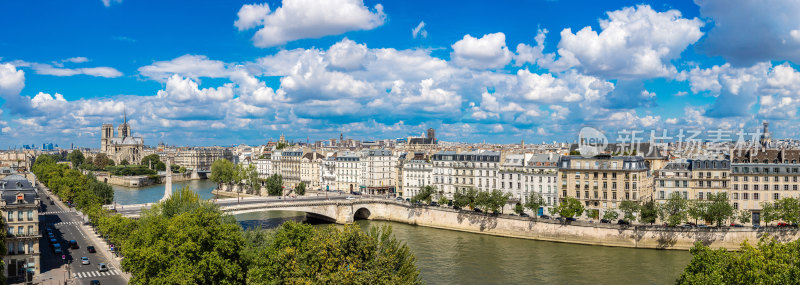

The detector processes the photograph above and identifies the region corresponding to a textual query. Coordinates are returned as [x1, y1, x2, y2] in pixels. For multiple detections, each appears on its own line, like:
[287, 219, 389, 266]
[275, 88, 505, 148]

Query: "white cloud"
[547, 5, 703, 79]
[412, 21, 427, 39]
[697, 0, 800, 66]
[156, 75, 234, 103]
[326, 38, 372, 71]
[234, 3, 271, 31]
[0, 63, 25, 97]
[236, 0, 386, 47]
[63, 57, 89, 64]
[139, 55, 229, 81]
[11, 60, 122, 78]
[451, 33, 512, 69]
[516, 69, 613, 103]
[514, 29, 554, 67]
[102, 0, 121, 7]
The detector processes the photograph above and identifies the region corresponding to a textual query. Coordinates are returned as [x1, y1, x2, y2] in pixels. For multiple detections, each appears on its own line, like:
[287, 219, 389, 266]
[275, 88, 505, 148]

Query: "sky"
[1, 0, 800, 148]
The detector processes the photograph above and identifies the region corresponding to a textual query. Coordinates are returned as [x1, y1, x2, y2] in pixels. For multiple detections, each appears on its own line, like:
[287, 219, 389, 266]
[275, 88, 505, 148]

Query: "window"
[743, 193, 749, 200]
[612, 192, 617, 200]
[734, 184, 739, 190]
[625, 192, 630, 200]
[733, 202, 739, 210]
[6, 211, 11, 222]
[734, 193, 739, 199]
[27, 210, 32, 221]
[754, 193, 760, 200]
[659, 191, 665, 199]
[774, 193, 780, 200]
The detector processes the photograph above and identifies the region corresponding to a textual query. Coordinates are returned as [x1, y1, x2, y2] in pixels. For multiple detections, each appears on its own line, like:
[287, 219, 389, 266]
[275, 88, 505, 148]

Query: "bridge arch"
[227, 207, 339, 223]
[354, 207, 371, 220]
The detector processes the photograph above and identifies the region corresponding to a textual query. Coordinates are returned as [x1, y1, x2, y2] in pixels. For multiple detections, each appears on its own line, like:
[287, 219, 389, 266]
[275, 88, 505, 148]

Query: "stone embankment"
[360, 201, 795, 251]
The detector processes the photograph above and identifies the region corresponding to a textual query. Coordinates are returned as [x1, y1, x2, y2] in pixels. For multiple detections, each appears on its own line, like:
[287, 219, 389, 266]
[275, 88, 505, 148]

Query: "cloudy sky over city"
[1, 0, 799, 148]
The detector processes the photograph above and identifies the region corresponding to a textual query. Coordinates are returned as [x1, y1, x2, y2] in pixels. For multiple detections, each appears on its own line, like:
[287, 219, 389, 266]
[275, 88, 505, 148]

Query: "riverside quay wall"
[360, 202, 798, 250]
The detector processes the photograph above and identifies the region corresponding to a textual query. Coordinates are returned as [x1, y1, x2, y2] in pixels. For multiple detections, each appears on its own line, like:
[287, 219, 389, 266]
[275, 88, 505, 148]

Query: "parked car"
[352, 191, 362, 195]
[69, 240, 79, 249]
[87, 245, 96, 253]
[730, 223, 744, 228]
[81, 257, 90, 265]
[697, 224, 710, 228]
[566, 217, 577, 222]
[49, 201, 54, 205]
[519, 213, 530, 217]
[98, 263, 109, 272]
[778, 222, 790, 227]
[90, 280, 101, 285]
[753, 224, 761, 229]
[600, 219, 611, 223]
[452, 205, 461, 210]
[473, 208, 483, 213]
[617, 219, 630, 225]
[54, 247, 62, 254]
[555, 217, 563, 221]
[491, 211, 500, 216]
[430, 202, 439, 207]
[49, 238, 57, 244]
[345, 196, 355, 200]
[681, 224, 694, 229]
[540, 215, 550, 219]
[48, 232, 54, 239]
[395, 197, 404, 201]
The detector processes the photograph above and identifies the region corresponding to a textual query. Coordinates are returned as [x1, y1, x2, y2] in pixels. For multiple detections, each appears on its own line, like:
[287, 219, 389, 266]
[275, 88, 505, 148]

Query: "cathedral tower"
[101, 124, 114, 152]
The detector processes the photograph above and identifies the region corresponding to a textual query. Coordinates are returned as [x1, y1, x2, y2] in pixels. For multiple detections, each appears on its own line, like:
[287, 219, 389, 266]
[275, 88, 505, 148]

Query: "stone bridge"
[113, 197, 404, 224]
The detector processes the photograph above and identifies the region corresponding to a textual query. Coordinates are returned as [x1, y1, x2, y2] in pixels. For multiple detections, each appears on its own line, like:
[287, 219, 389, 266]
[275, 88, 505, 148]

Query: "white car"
[81, 257, 90, 265]
[346, 196, 355, 200]
[98, 263, 109, 272]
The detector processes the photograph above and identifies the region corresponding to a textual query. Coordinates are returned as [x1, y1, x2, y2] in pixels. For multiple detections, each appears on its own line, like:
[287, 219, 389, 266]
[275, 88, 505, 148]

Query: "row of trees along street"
[33, 154, 421, 284]
[209, 159, 306, 196]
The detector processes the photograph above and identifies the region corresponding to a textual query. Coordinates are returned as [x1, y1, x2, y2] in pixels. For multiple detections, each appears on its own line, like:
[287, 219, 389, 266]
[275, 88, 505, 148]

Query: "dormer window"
[15, 193, 24, 203]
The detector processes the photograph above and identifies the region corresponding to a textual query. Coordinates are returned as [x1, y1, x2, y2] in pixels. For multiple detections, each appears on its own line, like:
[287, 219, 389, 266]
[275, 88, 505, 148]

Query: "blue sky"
[1, 0, 800, 148]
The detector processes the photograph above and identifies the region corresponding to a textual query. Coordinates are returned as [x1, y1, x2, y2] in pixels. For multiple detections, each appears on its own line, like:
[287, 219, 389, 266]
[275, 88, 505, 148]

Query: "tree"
[120, 159, 130, 166]
[706, 192, 734, 226]
[140, 154, 162, 170]
[553, 197, 584, 221]
[659, 192, 688, 226]
[411, 185, 435, 204]
[67, 149, 85, 168]
[453, 188, 478, 209]
[514, 203, 524, 215]
[295, 182, 306, 196]
[437, 195, 448, 206]
[677, 237, 800, 284]
[639, 199, 658, 225]
[761, 201, 778, 224]
[122, 188, 247, 285]
[93, 153, 114, 169]
[619, 200, 640, 222]
[586, 209, 600, 220]
[688, 200, 708, 225]
[244, 165, 259, 194]
[265, 174, 283, 196]
[482, 189, 511, 214]
[524, 192, 545, 216]
[209, 159, 234, 189]
[774, 197, 800, 224]
[246, 222, 421, 285]
[736, 210, 751, 224]
[603, 210, 619, 221]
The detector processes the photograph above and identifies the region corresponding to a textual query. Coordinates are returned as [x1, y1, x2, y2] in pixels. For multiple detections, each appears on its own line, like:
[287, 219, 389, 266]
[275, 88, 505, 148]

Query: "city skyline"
[3, 0, 800, 148]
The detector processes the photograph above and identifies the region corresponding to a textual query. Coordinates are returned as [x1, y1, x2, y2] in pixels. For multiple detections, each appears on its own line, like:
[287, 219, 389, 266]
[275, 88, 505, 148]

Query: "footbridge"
[112, 196, 407, 224]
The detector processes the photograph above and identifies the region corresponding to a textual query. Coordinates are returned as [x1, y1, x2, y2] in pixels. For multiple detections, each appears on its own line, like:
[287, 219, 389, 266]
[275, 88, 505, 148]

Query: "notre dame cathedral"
[101, 111, 144, 164]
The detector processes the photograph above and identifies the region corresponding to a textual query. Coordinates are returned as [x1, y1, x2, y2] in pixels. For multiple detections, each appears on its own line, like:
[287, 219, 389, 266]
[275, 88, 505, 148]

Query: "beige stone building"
[101, 113, 144, 165]
[0, 174, 40, 281]
[731, 149, 800, 224]
[300, 152, 323, 191]
[558, 155, 648, 215]
[689, 159, 730, 201]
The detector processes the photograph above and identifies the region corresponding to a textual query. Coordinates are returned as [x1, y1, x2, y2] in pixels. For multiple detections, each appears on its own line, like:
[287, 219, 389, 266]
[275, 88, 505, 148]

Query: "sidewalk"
[39, 184, 132, 283]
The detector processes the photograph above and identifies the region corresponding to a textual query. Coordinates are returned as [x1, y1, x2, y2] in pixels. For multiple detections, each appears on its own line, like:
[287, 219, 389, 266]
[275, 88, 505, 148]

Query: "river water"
[115, 181, 691, 284]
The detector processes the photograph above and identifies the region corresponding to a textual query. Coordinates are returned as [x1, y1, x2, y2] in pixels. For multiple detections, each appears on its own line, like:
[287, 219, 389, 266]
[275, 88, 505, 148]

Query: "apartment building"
[524, 153, 560, 211]
[254, 154, 273, 179]
[731, 149, 800, 224]
[402, 159, 432, 199]
[1, 174, 40, 281]
[320, 156, 336, 192]
[300, 152, 323, 190]
[432, 150, 500, 198]
[499, 154, 526, 202]
[335, 152, 361, 193]
[654, 161, 692, 203]
[689, 159, 730, 201]
[170, 147, 232, 171]
[558, 155, 648, 214]
[360, 149, 395, 195]
[276, 150, 303, 189]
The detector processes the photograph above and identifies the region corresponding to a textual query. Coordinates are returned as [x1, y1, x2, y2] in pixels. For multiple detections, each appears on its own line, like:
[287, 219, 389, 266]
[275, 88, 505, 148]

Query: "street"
[37, 187, 127, 285]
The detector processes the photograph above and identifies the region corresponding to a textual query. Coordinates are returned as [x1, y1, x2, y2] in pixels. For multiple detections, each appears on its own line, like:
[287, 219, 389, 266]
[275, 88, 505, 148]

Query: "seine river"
[114, 180, 691, 284]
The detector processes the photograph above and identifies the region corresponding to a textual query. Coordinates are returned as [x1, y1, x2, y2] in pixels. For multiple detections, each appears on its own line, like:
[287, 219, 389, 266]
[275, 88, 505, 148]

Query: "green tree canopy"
[67, 149, 85, 168]
[603, 210, 619, 221]
[554, 197, 584, 220]
[140, 154, 162, 170]
[411, 185, 435, 204]
[677, 238, 800, 284]
[246, 222, 421, 285]
[294, 182, 306, 196]
[265, 174, 283, 196]
[619, 200, 640, 222]
[453, 188, 478, 209]
[524, 192, 545, 215]
[706, 192, 734, 226]
[658, 192, 688, 226]
[639, 199, 658, 225]
[210, 159, 235, 186]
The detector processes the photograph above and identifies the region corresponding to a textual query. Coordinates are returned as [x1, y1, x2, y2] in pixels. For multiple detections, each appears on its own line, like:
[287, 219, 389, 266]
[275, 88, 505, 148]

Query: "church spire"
[124, 106, 127, 124]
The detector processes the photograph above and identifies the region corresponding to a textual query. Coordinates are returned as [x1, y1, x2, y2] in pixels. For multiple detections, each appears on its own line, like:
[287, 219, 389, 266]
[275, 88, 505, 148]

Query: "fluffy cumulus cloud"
[451, 33, 512, 69]
[697, 0, 800, 66]
[235, 0, 385, 47]
[138, 55, 229, 81]
[547, 5, 703, 79]
[686, 62, 800, 120]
